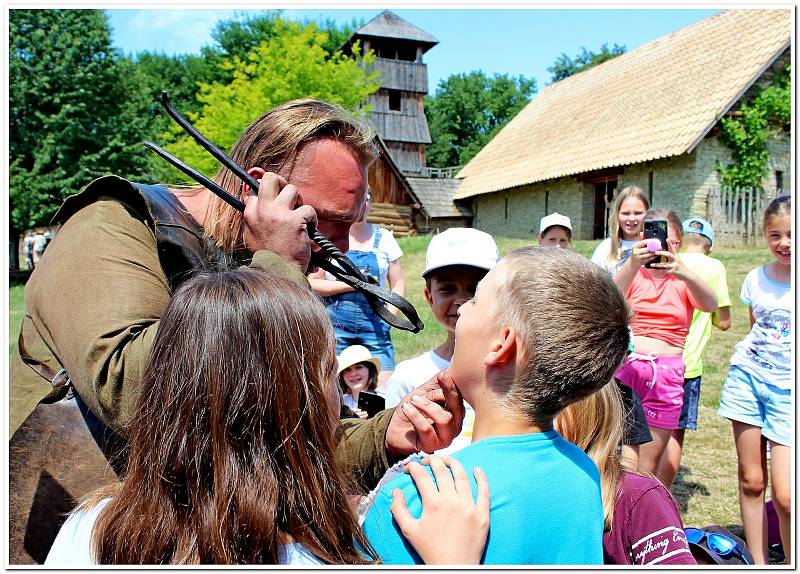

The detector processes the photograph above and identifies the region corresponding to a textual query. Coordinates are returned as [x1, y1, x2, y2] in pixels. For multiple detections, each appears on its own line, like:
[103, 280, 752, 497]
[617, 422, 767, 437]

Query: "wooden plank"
[744, 187, 751, 243]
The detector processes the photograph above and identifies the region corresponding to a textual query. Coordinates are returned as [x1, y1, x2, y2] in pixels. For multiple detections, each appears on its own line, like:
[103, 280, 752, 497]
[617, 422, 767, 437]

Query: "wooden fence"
[707, 187, 786, 244]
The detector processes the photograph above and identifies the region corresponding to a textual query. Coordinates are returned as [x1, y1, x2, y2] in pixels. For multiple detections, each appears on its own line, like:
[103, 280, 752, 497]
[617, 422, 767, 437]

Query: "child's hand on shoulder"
[390, 455, 490, 564]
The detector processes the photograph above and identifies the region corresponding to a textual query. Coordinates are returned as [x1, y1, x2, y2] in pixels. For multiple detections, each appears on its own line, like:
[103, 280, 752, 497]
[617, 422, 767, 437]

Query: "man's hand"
[242, 171, 318, 273]
[385, 369, 465, 458]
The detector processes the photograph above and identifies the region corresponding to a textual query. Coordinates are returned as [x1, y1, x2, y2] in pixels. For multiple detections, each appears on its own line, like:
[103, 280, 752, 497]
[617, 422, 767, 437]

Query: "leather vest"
[53, 175, 229, 291]
[18, 176, 228, 404]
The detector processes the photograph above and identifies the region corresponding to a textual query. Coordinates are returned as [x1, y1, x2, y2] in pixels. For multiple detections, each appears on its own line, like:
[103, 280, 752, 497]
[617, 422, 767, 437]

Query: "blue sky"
[106, 7, 722, 91]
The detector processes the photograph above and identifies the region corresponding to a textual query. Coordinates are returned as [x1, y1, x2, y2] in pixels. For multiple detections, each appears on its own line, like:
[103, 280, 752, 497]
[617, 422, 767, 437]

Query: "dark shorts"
[677, 376, 701, 430]
[616, 380, 653, 446]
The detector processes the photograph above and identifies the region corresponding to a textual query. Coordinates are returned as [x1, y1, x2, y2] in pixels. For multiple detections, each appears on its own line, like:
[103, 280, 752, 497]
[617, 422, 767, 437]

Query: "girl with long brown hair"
[45, 269, 489, 565]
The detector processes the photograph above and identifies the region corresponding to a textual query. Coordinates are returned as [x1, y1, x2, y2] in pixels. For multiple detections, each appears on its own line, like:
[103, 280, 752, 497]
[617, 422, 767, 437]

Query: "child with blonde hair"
[557, 383, 695, 565]
[718, 196, 791, 564]
[591, 186, 650, 276]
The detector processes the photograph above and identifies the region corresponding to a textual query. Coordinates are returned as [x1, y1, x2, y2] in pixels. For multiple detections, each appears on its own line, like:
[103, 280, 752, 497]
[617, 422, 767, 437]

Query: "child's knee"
[738, 469, 766, 497]
[771, 487, 791, 516]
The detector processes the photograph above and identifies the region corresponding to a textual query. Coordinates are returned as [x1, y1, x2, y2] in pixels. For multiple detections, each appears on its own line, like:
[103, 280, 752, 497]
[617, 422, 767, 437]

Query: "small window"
[388, 90, 401, 111]
[397, 45, 416, 61]
[775, 170, 783, 192]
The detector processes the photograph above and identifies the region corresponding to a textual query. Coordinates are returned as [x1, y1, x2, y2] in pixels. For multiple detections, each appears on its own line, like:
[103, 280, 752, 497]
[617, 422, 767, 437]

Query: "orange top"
[626, 268, 699, 348]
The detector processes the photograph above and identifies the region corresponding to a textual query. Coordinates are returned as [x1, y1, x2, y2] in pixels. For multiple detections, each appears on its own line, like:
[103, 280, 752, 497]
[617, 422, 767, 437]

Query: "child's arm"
[385, 259, 406, 315]
[748, 306, 756, 327]
[653, 251, 717, 312]
[307, 267, 355, 296]
[614, 238, 652, 293]
[712, 306, 731, 331]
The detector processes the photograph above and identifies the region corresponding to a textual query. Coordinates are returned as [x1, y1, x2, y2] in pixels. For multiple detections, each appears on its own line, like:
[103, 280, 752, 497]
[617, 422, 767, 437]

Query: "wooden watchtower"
[343, 10, 438, 175]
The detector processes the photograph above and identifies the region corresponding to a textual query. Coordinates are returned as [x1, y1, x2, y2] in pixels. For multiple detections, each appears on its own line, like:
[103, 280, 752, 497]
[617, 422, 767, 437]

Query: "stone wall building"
[454, 9, 791, 240]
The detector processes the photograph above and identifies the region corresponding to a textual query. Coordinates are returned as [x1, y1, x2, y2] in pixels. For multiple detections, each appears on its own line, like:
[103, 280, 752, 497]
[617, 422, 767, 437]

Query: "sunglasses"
[684, 528, 751, 565]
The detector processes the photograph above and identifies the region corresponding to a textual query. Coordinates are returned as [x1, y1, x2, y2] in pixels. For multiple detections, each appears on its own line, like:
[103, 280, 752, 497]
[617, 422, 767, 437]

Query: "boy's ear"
[423, 286, 433, 306]
[485, 326, 516, 367]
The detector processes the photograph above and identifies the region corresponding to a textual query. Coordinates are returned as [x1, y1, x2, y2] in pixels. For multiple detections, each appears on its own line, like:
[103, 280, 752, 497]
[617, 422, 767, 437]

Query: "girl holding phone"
[613, 209, 717, 479]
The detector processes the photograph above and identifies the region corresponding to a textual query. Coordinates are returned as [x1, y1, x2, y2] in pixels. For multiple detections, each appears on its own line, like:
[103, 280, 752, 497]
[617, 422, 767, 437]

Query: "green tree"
[547, 43, 626, 83]
[199, 12, 363, 83]
[9, 9, 152, 232]
[164, 18, 379, 179]
[424, 72, 536, 168]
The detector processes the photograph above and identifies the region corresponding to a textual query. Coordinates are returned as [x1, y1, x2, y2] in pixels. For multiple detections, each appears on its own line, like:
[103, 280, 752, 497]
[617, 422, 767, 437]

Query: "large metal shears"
[144, 92, 423, 333]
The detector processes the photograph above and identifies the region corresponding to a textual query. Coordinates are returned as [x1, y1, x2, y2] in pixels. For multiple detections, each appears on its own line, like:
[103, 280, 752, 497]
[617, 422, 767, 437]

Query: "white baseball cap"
[539, 212, 572, 234]
[422, 228, 500, 278]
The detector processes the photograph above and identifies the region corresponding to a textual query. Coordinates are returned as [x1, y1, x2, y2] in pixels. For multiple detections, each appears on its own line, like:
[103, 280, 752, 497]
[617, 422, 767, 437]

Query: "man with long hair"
[11, 100, 463, 511]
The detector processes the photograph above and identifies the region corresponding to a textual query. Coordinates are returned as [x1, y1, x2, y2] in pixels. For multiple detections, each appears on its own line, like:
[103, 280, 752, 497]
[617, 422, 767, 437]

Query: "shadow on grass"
[671, 465, 710, 514]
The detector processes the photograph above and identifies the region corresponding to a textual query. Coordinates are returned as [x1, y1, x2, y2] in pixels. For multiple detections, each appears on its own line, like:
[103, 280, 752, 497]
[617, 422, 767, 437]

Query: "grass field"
[8, 237, 774, 536]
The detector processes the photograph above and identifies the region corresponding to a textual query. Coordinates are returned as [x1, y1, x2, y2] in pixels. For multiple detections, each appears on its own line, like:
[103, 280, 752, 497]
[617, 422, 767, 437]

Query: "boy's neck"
[433, 332, 457, 361]
[472, 409, 552, 441]
[468, 391, 552, 441]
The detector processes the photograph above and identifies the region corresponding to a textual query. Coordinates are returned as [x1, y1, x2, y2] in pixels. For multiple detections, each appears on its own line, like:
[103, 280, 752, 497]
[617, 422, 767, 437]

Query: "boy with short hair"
[538, 212, 572, 249]
[658, 217, 731, 487]
[384, 228, 500, 410]
[364, 247, 631, 564]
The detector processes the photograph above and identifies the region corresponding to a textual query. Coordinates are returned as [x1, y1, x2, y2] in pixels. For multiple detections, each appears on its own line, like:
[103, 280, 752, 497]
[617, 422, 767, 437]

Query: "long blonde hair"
[607, 186, 650, 264]
[556, 382, 625, 530]
[200, 99, 379, 254]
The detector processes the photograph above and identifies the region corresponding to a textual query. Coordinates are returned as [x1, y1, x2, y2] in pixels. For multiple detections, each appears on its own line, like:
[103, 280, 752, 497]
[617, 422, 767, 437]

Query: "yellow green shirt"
[680, 252, 732, 378]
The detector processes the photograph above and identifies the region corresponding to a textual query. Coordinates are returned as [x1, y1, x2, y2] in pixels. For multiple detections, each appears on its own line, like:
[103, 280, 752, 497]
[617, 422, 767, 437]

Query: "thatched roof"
[454, 9, 791, 200]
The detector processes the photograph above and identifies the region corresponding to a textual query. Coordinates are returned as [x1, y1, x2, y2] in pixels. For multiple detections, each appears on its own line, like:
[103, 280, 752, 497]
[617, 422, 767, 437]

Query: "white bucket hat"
[422, 228, 500, 278]
[336, 345, 381, 375]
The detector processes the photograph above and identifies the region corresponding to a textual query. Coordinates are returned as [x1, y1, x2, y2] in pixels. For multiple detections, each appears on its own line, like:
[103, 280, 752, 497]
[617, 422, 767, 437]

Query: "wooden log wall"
[368, 202, 416, 237]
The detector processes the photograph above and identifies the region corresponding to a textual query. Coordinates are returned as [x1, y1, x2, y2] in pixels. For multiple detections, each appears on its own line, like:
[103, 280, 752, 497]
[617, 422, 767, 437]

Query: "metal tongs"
[144, 91, 423, 333]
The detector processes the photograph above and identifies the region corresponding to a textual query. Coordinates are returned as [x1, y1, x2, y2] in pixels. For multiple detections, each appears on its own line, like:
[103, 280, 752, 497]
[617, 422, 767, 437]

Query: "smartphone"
[357, 391, 386, 419]
[643, 219, 669, 268]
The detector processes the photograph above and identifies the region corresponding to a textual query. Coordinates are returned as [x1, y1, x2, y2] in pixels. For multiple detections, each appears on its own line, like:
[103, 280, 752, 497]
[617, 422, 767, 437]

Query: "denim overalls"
[325, 227, 395, 369]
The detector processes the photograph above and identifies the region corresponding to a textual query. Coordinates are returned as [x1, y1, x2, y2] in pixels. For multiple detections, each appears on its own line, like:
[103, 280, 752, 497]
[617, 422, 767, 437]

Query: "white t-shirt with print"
[730, 265, 792, 389]
[325, 225, 403, 288]
[45, 498, 323, 565]
[591, 237, 638, 276]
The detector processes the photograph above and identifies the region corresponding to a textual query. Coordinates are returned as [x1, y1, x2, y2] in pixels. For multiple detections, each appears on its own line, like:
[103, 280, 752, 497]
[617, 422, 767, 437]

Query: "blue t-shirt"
[362, 431, 604, 565]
